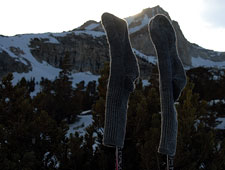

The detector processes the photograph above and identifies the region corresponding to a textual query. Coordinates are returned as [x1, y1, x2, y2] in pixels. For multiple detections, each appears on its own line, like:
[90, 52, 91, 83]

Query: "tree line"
[0, 60, 225, 170]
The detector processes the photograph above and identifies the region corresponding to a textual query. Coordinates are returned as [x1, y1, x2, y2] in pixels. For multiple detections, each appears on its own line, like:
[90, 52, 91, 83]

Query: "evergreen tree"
[91, 62, 115, 170]
[0, 74, 40, 170]
[82, 81, 98, 111]
[175, 79, 218, 170]
[34, 52, 75, 123]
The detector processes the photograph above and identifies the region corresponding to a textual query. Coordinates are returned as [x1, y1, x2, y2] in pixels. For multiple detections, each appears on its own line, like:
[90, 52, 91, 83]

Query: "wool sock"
[149, 14, 186, 101]
[148, 14, 186, 156]
[102, 12, 140, 148]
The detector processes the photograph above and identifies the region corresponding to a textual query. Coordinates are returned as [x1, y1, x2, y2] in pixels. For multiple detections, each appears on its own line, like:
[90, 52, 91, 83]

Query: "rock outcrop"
[29, 33, 109, 74]
[0, 50, 31, 78]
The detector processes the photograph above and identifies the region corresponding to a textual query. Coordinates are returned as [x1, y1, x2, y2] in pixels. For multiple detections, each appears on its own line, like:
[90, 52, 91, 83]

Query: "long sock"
[148, 14, 186, 156]
[170, 39, 186, 102]
[102, 12, 140, 148]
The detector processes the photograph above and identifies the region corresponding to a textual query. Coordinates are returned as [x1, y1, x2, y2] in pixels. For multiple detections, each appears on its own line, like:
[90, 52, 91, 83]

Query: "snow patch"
[142, 80, 150, 86]
[85, 23, 99, 30]
[0, 34, 62, 85]
[74, 30, 105, 38]
[66, 110, 93, 138]
[0, 45, 29, 66]
[133, 48, 157, 64]
[71, 72, 100, 87]
[43, 152, 60, 169]
[208, 99, 225, 106]
[12, 61, 60, 85]
[26, 71, 99, 97]
[216, 117, 225, 130]
[30, 84, 41, 98]
[30, 33, 60, 44]
[192, 56, 225, 68]
[129, 14, 150, 34]
[51, 32, 71, 37]
[0, 34, 99, 88]
[80, 110, 92, 115]
[125, 16, 135, 26]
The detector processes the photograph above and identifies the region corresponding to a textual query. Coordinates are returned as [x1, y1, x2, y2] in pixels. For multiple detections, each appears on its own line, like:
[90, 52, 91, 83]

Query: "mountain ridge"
[77, 6, 225, 65]
[0, 5, 225, 82]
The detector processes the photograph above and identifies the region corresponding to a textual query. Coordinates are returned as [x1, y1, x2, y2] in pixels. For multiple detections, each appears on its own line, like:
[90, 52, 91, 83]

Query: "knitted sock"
[170, 38, 186, 102]
[102, 12, 140, 148]
[149, 14, 186, 101]
[148, 14, 186, 156]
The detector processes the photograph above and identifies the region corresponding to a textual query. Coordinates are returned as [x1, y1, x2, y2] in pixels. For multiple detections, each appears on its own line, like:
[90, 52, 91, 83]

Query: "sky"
[0, 0, 225, 52]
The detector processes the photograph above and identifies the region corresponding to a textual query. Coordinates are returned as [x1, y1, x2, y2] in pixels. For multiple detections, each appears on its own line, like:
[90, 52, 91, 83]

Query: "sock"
[170, 36, 186, 102]
[149, 14, 186, 102]
[148, 14, 186, 156]
[102, 12, 140, 148]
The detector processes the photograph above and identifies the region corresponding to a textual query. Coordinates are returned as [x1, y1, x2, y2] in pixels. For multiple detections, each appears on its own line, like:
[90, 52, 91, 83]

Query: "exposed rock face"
[29, 33, 109, 74]
[74, 6, 225, 68]
[28, 32, 153, 79]
[0, 51, 31, 78]
[189, 43, 225, 62]
[0, 5, 225, 80]
[172, 21, 192, 66]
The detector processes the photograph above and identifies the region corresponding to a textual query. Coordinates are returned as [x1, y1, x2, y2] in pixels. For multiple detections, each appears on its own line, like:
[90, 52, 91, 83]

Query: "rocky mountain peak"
[0, 6, 225, 81]
[127, 5, 170, 23]
[77, 20, 100, 31]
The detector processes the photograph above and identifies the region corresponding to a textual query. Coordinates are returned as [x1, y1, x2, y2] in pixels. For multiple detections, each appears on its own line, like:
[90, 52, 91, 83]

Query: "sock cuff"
[103, 86, 130, 148]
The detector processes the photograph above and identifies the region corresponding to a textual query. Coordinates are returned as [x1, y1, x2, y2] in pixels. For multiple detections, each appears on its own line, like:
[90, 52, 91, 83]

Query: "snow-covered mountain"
[0, 5, 225, 84]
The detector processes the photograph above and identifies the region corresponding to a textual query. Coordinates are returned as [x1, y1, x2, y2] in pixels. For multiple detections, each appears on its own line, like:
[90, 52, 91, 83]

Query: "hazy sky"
[0, 0, 224, 52]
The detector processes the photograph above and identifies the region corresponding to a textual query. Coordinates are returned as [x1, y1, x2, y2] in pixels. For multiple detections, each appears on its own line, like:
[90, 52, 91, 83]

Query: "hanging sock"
[101, 12, 140, 148]
[115, 147, 122, 170]
[148, 14, 187, 157]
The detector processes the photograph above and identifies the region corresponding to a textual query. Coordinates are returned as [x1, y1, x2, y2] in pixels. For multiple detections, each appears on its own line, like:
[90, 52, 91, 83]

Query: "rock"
[29, 33, 109, 74]
[0, 51, 31, 79]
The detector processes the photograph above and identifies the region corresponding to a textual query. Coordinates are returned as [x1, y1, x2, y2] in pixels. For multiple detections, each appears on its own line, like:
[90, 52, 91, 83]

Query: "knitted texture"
[102, 12, 140, 148]
[149, 14, 186, 156]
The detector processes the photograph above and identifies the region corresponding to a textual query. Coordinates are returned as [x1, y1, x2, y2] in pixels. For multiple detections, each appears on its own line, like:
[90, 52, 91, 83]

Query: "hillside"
[0, 5, 225, 83]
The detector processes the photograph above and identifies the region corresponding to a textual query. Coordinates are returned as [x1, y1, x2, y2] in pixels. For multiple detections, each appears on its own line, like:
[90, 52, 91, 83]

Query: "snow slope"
[0, 34, 61, 84]
[0, 33, 100, 89]
[216, 117, 225, 130]
[192, 57, 225, 68]
[128, 14, 150, 34]
[66, 110, 93, 138]
[132, 48, 157, 64]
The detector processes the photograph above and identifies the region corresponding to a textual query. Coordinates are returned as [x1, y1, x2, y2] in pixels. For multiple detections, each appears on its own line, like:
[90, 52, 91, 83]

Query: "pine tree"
[83, 81, 98, 111]
[92, 62, 109, 134]
[34, 52, 75, 123]
[175, 79, 218, 170]
[0, 74, 41, 170]
[125, 74, 161, 170]
[90, 62, 116, 170]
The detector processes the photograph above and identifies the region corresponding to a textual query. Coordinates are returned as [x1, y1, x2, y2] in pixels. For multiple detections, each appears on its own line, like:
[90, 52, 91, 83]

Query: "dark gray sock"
[102, 12, 140, 148]
[149, 14, 186, 101]
[148, 14, 186, 156]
